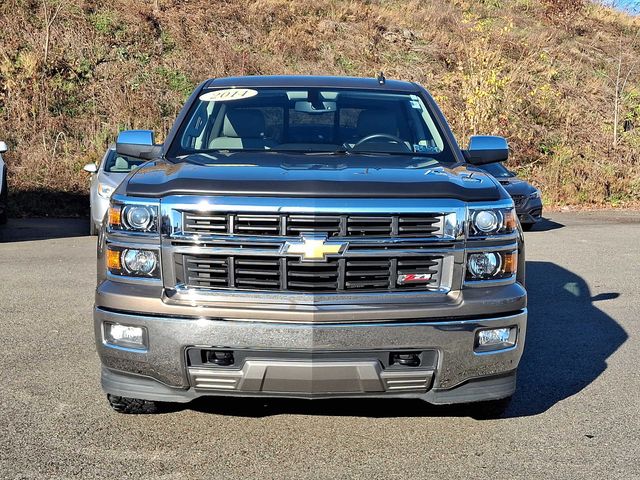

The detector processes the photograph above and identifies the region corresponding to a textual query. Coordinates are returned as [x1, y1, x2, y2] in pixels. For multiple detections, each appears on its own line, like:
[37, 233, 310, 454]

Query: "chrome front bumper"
[95, 306, 527, 404]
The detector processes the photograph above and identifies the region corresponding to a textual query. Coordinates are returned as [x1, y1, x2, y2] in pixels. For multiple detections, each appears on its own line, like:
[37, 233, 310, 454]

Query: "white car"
[0, 140, 8, 224]
[84, 146, 145, 235]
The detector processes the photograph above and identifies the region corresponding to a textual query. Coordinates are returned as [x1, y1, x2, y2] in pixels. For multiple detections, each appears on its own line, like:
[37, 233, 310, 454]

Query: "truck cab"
[95, 76, 526, 415]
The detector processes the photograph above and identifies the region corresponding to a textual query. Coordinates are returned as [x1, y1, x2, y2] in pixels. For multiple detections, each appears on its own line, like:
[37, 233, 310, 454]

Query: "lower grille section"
[177, 254, 442, 292]
[187, 361, 434, 394]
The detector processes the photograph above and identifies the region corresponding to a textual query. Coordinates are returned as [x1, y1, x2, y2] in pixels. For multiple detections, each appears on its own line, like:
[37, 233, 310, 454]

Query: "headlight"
[124, 205, 153, 230]
[107, 246, 160, 278]
[466, 250, 517, 281]
[97, 183, 115, 198]
[468, 252, 501, 277]
[108, 203, 158, 233]
[529, 189, 541, 199]
[469, 208, 517, 236]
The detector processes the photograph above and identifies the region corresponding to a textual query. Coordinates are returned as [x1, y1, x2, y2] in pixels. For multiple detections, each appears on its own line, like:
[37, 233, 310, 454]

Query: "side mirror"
[83, 163, 98, 173]
[116, 130, 162, 160]
[0, 141, 8, 154]
[463, 135, 508, 165]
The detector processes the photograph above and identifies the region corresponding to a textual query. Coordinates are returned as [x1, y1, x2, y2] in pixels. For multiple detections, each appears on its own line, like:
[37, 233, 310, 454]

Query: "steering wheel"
[350, 133, 412, 152]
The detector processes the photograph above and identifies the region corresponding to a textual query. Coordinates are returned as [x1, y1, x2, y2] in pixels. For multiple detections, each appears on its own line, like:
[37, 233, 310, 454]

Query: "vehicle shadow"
[508, 261, 625, 417]
[0, 189, 91, 243]
[529, 217, 564, 232]
[177, 260, 625, 419]
[0, 217, 90, 242]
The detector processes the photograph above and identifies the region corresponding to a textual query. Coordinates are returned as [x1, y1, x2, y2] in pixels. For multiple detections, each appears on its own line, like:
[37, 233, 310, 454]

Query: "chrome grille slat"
[183, 212, 444, 238]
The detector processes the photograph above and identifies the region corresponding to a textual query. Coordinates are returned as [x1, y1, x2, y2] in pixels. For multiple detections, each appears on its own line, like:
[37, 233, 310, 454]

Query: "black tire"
[521, 223, 534, 231]
[0, 173, 8, 225]
[470, 396, 512, 420]
[107, 394, 160, 414]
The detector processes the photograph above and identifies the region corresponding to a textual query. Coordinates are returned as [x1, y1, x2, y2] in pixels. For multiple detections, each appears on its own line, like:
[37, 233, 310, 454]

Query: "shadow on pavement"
[0, 218, 90, 243]
[509, 261, 625, 417]
[529, 217, 564, 232]
[177, 261, 626, 419]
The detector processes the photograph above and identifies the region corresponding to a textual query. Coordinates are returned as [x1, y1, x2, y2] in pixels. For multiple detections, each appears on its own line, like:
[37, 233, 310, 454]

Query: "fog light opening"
[475, 327, 517, 353]
[104, 322, 147, 350]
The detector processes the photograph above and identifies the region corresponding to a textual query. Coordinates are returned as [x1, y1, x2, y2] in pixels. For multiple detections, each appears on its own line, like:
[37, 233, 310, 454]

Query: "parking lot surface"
[0, 212, 638, 479]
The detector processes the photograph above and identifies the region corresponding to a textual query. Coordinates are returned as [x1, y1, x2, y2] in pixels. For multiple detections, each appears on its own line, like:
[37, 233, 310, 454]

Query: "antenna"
[377, 71, 386, 85]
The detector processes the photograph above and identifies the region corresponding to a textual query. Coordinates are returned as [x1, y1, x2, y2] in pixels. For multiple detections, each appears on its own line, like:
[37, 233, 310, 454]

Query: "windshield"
[168, 87, 455, 162]
[477, 162, 513, 178]
[103, 150, 145, 173]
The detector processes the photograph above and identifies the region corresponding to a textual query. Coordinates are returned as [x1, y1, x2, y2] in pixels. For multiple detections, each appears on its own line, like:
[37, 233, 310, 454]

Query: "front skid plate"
[189, 360, 434, 394]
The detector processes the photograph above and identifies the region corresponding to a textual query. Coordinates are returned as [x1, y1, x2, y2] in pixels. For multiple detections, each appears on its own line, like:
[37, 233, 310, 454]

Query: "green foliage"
[156, 67, 194, 99]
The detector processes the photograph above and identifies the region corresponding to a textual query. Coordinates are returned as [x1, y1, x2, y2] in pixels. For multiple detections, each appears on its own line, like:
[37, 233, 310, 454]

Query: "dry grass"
[0, 0, 639, 215]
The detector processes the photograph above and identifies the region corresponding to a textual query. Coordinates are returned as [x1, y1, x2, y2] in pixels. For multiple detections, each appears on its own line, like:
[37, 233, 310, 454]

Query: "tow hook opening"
[206, 350, 235, 366]
[390, 352, 421, 367]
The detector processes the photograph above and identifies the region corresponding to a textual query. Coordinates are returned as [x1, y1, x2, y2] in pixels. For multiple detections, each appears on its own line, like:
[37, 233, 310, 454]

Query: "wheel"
[0, 173, 8, 225]
[107, 394, 161, 414]
[521, 223, 534, 231]
[89, 220, 98, 236]
[469, 396, 512, 420]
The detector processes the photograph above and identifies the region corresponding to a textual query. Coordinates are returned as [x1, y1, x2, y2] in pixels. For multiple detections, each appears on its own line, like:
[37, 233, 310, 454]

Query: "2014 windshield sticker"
[199, 88, 258, 102]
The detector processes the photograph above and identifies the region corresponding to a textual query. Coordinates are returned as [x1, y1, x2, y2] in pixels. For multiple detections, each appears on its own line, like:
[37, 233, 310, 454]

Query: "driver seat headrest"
[222, 109, 266, 138]
[357, 109, 398, 137]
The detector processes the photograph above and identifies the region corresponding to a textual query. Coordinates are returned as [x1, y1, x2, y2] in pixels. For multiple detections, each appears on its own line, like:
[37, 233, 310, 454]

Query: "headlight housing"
[108, 203, 158, 233]
[107, 246, 160, 278]
[97, 183, 115, 198]
[466, 250, 517, 281]
[469, 208, 517, 236]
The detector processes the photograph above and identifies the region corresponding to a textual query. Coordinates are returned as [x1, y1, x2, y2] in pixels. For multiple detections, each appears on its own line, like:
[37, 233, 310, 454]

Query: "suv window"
[103, 150, 145, 173]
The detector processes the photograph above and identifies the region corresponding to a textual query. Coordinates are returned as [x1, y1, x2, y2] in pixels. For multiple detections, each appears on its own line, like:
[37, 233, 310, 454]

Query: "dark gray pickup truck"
[95, 75, 527, 415]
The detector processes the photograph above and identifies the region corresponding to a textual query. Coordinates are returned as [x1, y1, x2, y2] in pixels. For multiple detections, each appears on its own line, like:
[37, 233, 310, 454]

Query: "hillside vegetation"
[0, 0, 639, 215]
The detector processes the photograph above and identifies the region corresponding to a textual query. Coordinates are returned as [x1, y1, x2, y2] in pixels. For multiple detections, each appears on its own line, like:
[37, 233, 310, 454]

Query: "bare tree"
[611, 28, 640, 147]
[42, 0, 63, 67]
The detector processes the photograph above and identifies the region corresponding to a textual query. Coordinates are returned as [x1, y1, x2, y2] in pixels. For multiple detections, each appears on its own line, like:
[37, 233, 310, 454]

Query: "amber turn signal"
[502, 251, 517, 275]
[106, 248, 121, 271]
[504, 208, 517, 231]
[108, 206, 121, 227]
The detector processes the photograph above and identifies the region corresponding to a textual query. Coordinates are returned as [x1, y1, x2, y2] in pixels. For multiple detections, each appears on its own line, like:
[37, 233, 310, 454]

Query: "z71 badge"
[397, 273, 433, 285]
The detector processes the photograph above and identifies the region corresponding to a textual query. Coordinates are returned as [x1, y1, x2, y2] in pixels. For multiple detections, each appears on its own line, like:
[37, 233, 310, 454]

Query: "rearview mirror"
[0, 141, 7, 154]
[116, 130, 162, 160]
[83, 163, 98, 173]
[463, 135, 508, 165]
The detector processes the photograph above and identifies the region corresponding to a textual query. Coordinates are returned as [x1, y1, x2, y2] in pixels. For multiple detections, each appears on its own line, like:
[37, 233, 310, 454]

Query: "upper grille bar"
[183, 212, 444, 238]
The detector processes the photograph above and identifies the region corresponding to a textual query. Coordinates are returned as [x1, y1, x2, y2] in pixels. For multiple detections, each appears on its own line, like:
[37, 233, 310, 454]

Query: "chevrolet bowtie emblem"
[283, 236, 347, 261]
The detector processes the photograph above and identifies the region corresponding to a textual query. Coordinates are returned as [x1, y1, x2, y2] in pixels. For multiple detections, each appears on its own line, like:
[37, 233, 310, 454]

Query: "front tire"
[521, 223, 534, 231]
[107, 394, 161, 414]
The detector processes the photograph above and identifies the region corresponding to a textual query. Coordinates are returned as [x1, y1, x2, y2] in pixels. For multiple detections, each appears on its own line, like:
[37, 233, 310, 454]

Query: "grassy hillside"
[0, 0, 639, 215]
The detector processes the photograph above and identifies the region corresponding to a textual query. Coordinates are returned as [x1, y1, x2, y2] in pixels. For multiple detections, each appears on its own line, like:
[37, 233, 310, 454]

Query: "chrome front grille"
[161, 196, 466, 299]
[183, 212, 442, 238]
[176, 253, 443, 292]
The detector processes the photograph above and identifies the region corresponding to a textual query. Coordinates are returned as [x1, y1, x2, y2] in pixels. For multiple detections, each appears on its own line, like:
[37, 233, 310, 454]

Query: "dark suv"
[95, 76, 527, 415]
[476, 163, 543, 230]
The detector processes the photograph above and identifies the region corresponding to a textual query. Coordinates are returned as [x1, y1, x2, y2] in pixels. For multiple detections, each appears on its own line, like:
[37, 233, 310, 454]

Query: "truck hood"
[123, 152, 503, 201]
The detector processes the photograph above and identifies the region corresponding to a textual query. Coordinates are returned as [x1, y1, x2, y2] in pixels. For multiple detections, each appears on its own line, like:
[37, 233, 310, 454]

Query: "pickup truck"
[95, 75, 527, 415]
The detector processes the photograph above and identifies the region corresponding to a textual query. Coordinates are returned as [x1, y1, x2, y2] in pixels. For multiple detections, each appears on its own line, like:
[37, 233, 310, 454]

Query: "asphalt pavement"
[0, 212, 638, 479]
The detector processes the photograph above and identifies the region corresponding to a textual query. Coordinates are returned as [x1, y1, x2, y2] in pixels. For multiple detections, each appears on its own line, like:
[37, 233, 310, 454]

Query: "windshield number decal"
[199, 88, 258, 102]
